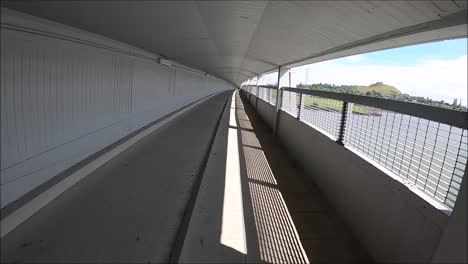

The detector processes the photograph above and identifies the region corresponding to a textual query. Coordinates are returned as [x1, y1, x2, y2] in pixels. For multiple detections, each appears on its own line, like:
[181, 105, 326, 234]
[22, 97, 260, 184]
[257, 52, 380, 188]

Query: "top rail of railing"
[280, 87, 467, 129]
[240, 85, 467, 210]
[258, 85, 277, 89]
[242, 85, 277, 90]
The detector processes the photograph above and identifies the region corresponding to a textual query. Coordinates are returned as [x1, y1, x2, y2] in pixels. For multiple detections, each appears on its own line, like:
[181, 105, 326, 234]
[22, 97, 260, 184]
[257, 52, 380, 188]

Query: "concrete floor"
[1, 92, 231, 263]
[1, 90, 371, 263]
[179, 91, 372, 263]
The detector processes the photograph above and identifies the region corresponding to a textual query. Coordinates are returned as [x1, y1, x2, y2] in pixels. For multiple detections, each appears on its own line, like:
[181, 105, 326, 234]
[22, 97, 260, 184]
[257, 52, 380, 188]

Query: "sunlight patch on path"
[220, 92, 247, 254]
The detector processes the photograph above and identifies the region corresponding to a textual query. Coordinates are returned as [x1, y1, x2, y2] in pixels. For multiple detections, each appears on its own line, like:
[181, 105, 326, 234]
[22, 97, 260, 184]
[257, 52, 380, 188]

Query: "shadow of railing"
[235, 92, 373, 264]
[180, 91, 371, 263]
[233, 95, 309, 264]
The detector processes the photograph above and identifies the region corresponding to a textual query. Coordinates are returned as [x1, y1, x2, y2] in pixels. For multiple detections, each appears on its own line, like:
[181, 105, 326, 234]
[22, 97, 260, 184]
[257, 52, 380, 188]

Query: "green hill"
[354, 82, 401, 95]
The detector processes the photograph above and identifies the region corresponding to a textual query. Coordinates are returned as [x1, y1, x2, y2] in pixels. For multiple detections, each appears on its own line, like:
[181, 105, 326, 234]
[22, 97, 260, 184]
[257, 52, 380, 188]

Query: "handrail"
[258, 85, 278, 89]
[240, 85, 467, 210]
[281, 87, 468, 129]
[241, 85, 277, 90]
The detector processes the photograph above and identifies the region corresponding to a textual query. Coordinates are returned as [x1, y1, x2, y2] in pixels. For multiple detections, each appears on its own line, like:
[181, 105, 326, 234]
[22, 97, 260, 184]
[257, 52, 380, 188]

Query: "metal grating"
[299, 95, 344, 140]
[344, 104, 468, 208]
[281, 91, 298, 116]
[258, 87, 266, 102]
[270, 89, 277, 106]
[257, 87, 276, 106]
[251, 86, 467, 210]
[252, 86, 258, 97]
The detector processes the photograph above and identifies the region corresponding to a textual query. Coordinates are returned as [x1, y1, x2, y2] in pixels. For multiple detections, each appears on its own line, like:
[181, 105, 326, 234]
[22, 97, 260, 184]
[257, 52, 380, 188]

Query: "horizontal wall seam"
[1, 24, 211, 76]
[1, 24, 158, 62]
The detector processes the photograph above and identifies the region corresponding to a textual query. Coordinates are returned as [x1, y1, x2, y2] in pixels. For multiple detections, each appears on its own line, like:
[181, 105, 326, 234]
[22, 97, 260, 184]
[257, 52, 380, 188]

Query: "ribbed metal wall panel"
[0, 22, 231, 207]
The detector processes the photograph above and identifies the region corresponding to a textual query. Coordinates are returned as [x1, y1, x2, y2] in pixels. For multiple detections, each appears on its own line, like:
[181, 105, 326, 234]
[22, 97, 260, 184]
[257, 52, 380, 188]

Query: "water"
[299, 105, 467, 208]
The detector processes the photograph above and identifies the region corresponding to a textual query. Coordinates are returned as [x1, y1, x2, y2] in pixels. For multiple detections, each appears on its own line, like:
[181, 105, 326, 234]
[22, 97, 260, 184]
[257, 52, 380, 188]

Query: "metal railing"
[256, 85, 277, 106]
[241, 85, 468, 210]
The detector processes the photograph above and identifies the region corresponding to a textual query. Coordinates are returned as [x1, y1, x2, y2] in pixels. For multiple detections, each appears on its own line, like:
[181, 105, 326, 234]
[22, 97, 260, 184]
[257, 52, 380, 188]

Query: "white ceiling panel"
[2, 1, 466, 86]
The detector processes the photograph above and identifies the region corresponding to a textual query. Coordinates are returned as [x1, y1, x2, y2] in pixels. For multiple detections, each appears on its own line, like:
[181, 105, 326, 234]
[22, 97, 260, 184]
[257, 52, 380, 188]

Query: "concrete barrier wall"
[249, 93, 256, 109]
[276, 110, 449, 263]
[256, 98, 275, 129]
[431, 170, 467, 263]
[243, 93, 275, 129]
[0, 9, 232, 208]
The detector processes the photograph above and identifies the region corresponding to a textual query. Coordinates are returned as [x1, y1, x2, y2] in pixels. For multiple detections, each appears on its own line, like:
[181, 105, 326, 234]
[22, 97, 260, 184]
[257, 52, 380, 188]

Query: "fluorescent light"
[158, 58, 172, 67]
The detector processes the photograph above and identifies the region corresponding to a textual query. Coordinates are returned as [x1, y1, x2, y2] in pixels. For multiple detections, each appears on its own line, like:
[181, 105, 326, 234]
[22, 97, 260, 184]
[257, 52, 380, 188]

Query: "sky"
[259, 38, 468, 106]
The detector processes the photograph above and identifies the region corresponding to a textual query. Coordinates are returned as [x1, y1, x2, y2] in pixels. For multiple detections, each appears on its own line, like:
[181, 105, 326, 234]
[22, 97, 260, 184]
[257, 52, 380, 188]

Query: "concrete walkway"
[1, 92, 231, 263]
[179, 91, 372, 263]
[1, 90, 371, 263]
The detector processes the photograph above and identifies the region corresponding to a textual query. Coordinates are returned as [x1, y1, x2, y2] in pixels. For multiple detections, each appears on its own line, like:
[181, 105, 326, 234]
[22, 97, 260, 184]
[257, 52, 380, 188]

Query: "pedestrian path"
[179, 91, 371, 263]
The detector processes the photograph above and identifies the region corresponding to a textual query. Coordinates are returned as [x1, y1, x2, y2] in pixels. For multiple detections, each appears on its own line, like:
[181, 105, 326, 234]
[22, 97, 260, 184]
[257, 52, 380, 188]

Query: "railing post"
[255, 85, 259, 109]
[297, 93, 303, 120]
[336, 101, 349, 145]
[273, 66, 290, 136]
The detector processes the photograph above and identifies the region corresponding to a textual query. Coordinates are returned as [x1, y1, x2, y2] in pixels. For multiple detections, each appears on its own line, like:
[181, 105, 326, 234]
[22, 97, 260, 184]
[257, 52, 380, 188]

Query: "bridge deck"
[179, 91, 371, 263]
[1, 90, 371, 263]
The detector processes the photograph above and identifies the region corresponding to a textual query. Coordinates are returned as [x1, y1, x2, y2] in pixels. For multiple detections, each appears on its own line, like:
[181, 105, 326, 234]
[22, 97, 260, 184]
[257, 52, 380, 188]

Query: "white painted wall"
[0, 9, 232, 208]
[276, 110, 450, 263]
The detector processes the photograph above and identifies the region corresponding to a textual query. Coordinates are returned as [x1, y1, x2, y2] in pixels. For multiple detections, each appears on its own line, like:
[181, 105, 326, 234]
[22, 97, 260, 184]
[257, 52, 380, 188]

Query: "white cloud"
[292, 55, 468, 105]
[345, 54, 365, 62]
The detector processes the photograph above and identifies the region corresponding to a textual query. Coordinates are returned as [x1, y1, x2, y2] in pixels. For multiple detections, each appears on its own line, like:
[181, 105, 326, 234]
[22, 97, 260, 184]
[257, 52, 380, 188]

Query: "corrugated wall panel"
[130, 59, 170, 131]
[0, 18, 232, 207]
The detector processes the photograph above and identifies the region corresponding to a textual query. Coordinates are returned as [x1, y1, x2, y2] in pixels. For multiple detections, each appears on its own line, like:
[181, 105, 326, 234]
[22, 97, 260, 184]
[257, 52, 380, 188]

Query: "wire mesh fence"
[243, 86, 467, 209]
[299, 94, 344, 140]
[257, 87, 277, 106]
[281, 91, 298, 116]
[270, 89, 277, 106]
[251, 86, 258, 97]
[344, 104, 467, 208]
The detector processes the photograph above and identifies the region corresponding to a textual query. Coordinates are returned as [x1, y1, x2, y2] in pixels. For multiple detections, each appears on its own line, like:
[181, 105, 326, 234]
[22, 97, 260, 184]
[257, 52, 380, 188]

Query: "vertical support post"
[336, 101, 349, 145]
[255, 84, 259, 110]
[273, 66, 290, 136]
[297, 93, 303, 120]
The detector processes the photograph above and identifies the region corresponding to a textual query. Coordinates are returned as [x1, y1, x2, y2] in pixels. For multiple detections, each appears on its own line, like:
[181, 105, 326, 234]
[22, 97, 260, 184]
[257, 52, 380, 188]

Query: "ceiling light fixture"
[158, 58, 172, 67]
